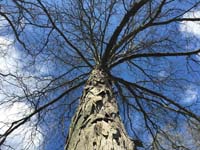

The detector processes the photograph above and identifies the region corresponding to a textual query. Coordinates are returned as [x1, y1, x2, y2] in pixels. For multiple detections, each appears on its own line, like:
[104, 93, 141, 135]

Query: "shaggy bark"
[65, 66, 134, 150]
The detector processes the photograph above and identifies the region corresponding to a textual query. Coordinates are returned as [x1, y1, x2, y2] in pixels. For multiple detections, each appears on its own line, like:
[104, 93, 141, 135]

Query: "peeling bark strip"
[65, 66, 134, 150]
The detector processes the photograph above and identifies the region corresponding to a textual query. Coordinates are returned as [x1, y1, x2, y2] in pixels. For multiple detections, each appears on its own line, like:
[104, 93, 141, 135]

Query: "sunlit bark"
[65, 66, 134, 150]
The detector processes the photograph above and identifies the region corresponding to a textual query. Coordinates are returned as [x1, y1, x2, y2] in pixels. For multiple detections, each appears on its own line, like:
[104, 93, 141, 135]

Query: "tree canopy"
[0, 0, 200, 149]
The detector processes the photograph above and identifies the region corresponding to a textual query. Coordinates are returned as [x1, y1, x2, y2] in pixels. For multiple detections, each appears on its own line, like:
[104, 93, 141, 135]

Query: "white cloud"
[179, 11, 200, 37]
[183, 86, 198, 104]
[157, 70, 170, 82]
[0, 21, 44, 149]
[158, 70, 169, 78]
[0, 36, 20, 74]
[0, 102, 43, 150]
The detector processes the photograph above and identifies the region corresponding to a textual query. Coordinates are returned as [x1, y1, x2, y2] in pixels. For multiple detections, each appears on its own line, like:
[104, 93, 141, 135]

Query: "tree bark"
[65, 66, 135, 150]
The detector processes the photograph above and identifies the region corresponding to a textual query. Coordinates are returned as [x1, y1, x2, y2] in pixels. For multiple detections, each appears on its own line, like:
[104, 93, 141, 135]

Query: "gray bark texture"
[65, 66, 135, 150]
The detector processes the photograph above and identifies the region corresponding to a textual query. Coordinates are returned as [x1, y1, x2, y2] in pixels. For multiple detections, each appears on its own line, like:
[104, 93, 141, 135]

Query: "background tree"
[0, 0, 200, 149]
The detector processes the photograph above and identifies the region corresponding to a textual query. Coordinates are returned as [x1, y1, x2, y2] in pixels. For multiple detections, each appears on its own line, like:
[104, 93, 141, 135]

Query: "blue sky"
[0, 1, 200, 150]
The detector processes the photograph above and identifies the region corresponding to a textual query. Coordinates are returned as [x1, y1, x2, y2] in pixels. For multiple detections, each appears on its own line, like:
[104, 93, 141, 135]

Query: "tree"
[0, 0, 200, 149]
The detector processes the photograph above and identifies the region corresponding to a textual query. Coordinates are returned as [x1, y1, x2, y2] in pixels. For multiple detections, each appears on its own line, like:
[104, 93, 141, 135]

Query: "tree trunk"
[65, 66, 135, 150]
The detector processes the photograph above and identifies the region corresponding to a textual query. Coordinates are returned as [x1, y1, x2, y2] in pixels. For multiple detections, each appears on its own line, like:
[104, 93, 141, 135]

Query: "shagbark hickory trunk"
[65, 66, 134, 150]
